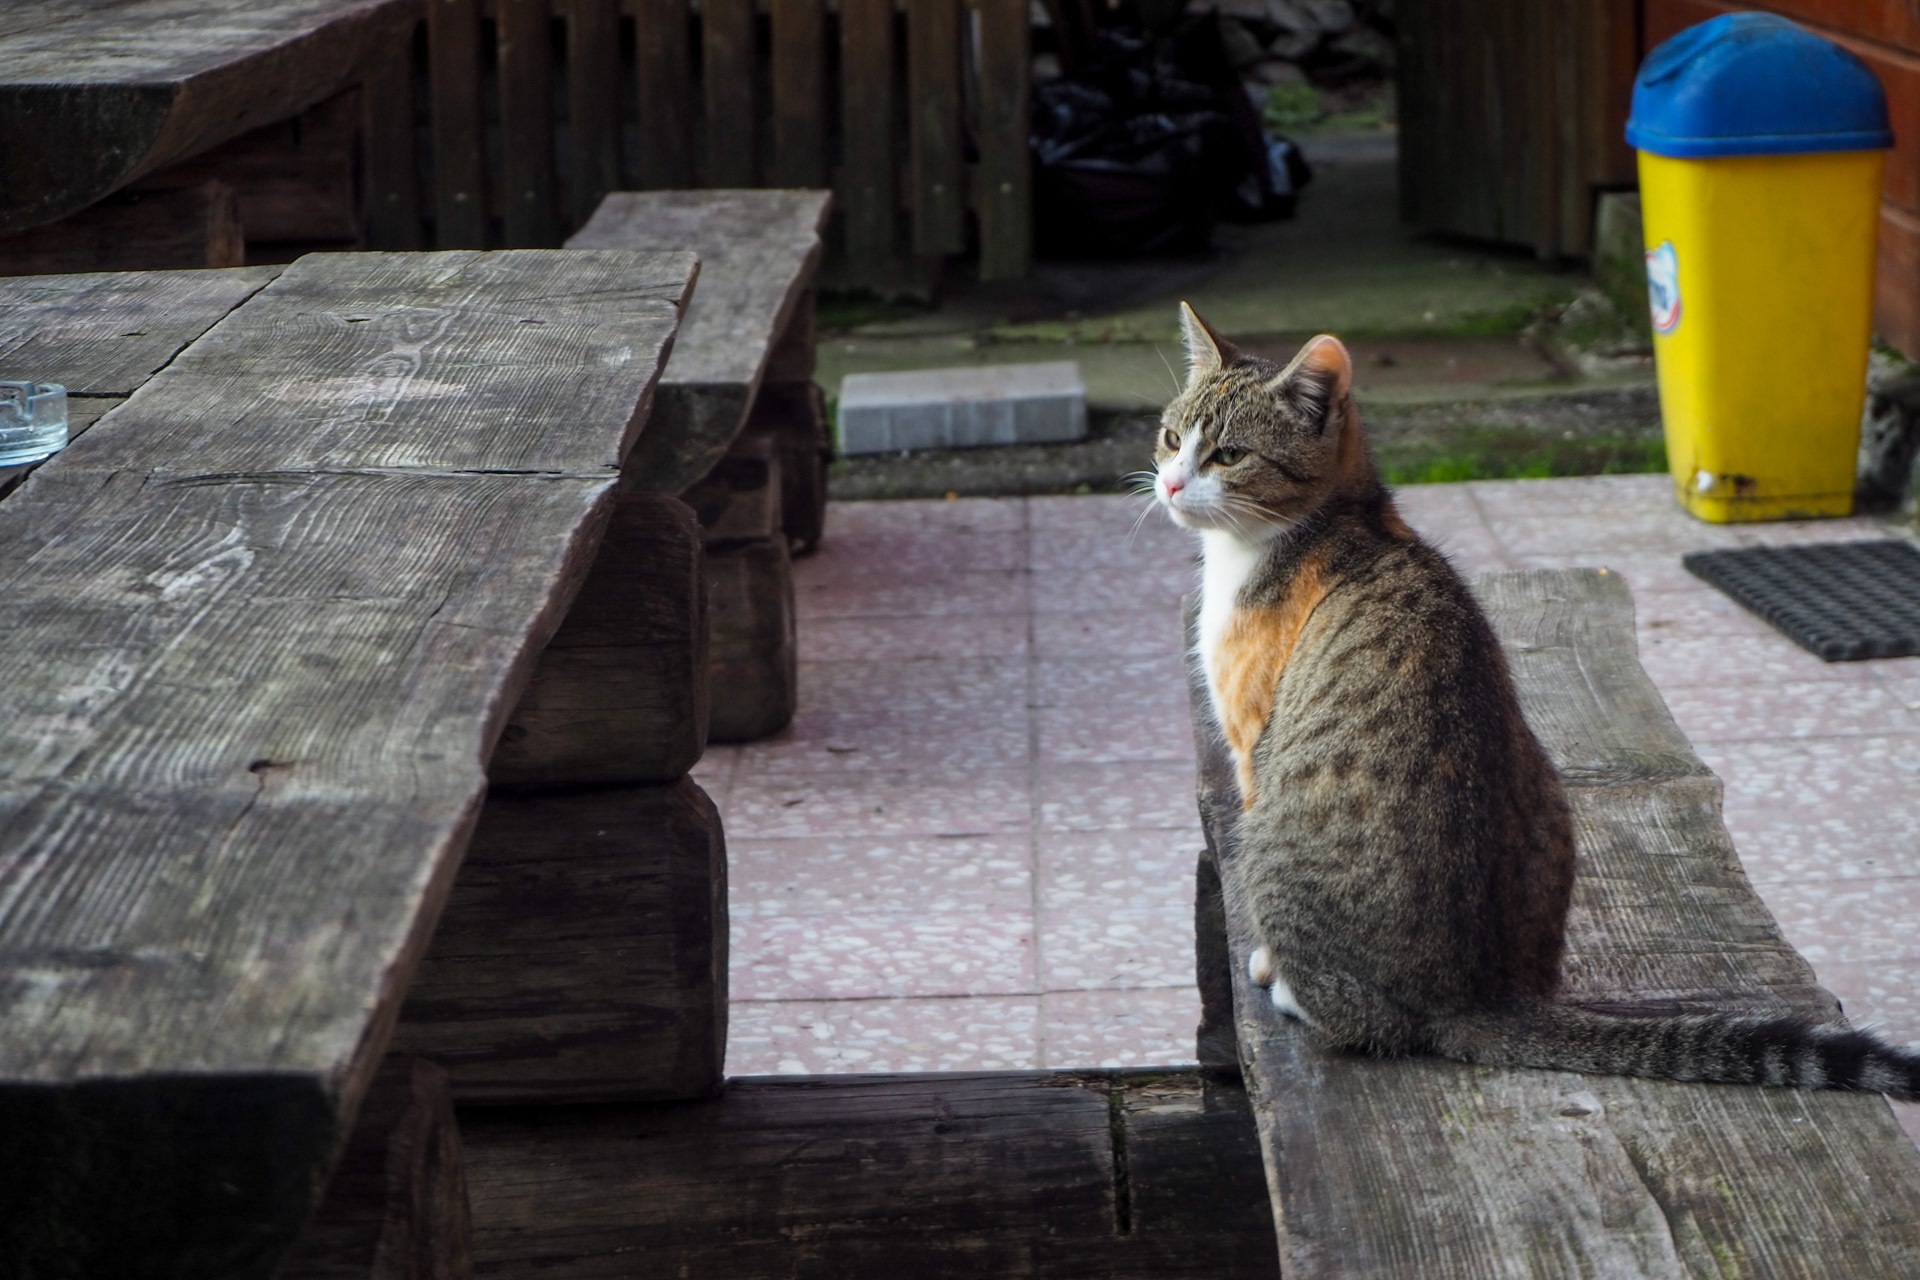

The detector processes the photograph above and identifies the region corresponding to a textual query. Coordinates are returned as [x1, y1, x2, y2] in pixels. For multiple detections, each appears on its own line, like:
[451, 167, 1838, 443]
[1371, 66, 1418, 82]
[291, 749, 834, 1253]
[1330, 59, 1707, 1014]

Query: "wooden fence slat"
[636, 0, 694, 188]
[428, 0, 488, 248]
[839, 0, 898, 285]
[907, 0, 966, 256]
[500, 0, 559, 246]
[362, 31, 422, 251]
[567, 0, 623, 230]
[972, 0, 1029, 280]
[771, 0, 828, 188]
[702, 0, 758, 187]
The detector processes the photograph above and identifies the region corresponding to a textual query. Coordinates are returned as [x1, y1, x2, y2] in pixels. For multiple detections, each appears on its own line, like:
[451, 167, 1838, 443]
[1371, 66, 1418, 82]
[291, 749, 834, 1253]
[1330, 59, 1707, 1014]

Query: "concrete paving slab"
[838, 361, 1087, 454]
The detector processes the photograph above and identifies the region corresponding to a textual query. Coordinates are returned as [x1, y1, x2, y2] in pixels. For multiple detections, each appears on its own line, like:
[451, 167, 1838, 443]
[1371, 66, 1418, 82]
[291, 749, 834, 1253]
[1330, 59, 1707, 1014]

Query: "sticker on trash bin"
[1646, 240, 1682, 335]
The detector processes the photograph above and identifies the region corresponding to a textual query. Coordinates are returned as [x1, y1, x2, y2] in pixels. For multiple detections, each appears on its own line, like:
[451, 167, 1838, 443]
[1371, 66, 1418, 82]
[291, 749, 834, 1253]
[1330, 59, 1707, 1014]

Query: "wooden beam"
[499, 0, 559, 246]
[428, 0, 489, 248]
[566, 0, 624, 231]
[363, 38, 424, 250]
[0, 181, 244, 276]
[770, 0, 827, 188]
[839, 0, 900, 287]
[701, 0, 758, 188]
[635, 0, 694, 188]
[972, 0, 1031, 280]
[907, 0, 966, 256]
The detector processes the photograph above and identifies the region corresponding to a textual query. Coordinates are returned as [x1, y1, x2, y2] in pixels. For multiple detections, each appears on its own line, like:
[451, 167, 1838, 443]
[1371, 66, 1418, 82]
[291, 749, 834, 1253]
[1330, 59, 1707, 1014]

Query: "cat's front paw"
[1248, 946, 1275, 987]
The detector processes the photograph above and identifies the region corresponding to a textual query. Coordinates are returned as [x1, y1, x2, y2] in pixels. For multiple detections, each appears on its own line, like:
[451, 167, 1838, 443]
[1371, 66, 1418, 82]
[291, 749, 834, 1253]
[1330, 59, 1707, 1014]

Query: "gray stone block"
[837, 362, 1088, 454]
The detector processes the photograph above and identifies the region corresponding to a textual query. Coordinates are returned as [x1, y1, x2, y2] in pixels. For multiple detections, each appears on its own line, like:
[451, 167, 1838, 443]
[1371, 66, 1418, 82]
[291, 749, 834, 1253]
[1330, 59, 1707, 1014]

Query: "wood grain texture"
[565, 0, 623, 231]
[362, 39, 424, 251]
[770, 0, 827, 188]
[972, 0, 1031, 280]
[64, 250, 693, 477]
[906, 0, 966, 256]
[749, 381, 830, 554]
[635, 0, 694, 188]
[0, 248, 690, 1278]
[700, 0, 758, 188]
[0, 0, 422, 234]
[460, 1071, 1277, 1279]
[498, 0, 558, 247]
[488, 493, 710, 787]
[1191, 569, 1920, 1277]
[838, 0, 899, 287]
[0, 265, 279, 394]
[0, 180, 244, 276]
[567, 190, 829, 492]
[274, 1058, 474, 1280]
[427, 0, 488, 248]
[391, 779, 727, 1103]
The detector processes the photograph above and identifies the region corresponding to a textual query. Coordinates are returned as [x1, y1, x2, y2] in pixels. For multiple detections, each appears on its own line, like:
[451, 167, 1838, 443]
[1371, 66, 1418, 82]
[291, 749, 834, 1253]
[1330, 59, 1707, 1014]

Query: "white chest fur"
[1195, 528, 1266, 732]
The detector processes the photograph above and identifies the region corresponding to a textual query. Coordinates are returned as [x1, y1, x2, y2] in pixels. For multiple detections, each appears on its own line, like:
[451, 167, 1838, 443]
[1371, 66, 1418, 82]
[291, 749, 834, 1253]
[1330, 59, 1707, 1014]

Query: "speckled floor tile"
[732, 912, 1036, 1000]
[1027, 493, 1150, 529]
[1038, 762, 1207, 833]
[688, 746, 739, 814]
[1486, 510, 1746, 557]
[1755, 877, 1920, 966]
[1664, 681, 1917, 744]
[726, 768, 1031, 839]
[797, 658, 1027, 716]
[1036, 700, 1197, 766]
[1634, 631, 1886, 690]
[1027, 518, 1193, 571]
[1510, 551, 1703, 595]
[728, 835, 1032, 917]
[1467, 474, 1672, 517]
[1631, 586, 1781, 641]
[1030, 654, 1193, 708]
[1028, 560, 1195, 616]
[1873, 669, 1920, 710]
[798, 612, 1030, 660]
[795, 530, 1027, 580]
[1038, 828, 1197, 990]
[1730, 518, 1897, 547]
[1805, 958, 1920, 1047]
[799, 571, 1027, 619]
[1390, 482, 1493, 528]
[1421, 523, 1515, 574]
[1699, 737, 1920, 882]
[1040, 988, 1202, 1068]
[824, 496, 1026, 536]
[739, 709, 1030, 774]
[728, 996, 1041, 1074]
[1032, 608, 1186, 657]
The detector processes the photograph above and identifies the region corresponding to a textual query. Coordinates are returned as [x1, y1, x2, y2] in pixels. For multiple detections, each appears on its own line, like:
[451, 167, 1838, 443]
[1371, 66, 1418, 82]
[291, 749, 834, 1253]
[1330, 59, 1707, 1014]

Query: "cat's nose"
[1163, 475, 1185, 495]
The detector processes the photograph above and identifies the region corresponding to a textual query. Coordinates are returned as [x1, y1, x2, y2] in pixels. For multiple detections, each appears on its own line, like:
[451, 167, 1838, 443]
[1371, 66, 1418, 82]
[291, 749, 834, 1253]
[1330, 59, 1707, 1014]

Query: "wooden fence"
[358, 0, 1031, 284]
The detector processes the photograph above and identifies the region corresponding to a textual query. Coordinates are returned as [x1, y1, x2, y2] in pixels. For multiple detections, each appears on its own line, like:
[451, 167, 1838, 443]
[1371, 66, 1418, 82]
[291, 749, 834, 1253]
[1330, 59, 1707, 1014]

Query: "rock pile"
[1201, 0, 1396, 88]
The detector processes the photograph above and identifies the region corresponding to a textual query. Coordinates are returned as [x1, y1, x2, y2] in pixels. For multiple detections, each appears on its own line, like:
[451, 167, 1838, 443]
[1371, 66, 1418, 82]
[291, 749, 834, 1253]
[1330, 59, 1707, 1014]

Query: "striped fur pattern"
[1154, 304, 1920, 1100]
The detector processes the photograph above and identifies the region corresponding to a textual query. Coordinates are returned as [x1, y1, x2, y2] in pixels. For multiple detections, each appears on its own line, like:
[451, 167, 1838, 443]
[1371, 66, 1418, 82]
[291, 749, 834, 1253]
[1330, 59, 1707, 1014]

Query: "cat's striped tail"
[1429, 1003, 1920, 1100]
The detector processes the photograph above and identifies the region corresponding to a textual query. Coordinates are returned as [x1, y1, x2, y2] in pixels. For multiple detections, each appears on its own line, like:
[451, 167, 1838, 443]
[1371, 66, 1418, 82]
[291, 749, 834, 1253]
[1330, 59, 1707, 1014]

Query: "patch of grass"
[1264, 81, 1325, 130]
[817, 289, 933, 333]
[1381, 430, 1667, 485]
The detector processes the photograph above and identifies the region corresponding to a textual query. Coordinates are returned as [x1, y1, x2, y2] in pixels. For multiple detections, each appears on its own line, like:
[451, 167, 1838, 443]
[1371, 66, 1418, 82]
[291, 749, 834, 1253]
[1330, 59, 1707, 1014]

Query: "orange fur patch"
[1214, 552, 1331, 807]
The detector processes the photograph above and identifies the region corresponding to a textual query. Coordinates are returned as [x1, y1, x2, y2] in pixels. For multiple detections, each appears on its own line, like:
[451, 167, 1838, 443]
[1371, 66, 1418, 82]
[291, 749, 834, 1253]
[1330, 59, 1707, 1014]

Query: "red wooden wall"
[1645, 0, 1920, 357]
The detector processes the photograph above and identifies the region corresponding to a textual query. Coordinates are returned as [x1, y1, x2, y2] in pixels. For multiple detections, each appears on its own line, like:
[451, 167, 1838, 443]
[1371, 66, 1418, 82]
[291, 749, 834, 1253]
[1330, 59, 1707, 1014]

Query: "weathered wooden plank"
[635, 0, 694, 188]
[769, 0, 827, 188]
[701, 0, 758, 188]
[273, 1058, 474, 1280]
[0, 247, 691, 1277]
[567, 189, 828, 492]
[0, 265, 280, 395]
[488, 493, 710, 787]
[362, 37, 424, 251]
[499, 0, 558, 247]
[1193, 569, 1920, 1277]
[61, 250, 693, 478]
[566, 0, 623, 232]
[391, 779, 727, 1103]
[749, 381, 829, 553]
[971, 0, 1030, 281]
[460, 1071, 1277, 1279]
[0, 0, 423, 235]
[0, 180, 245, 276]
[906, 0, 966, 256]
[428, 0, 489, 248]
[838, 0, 899, 286]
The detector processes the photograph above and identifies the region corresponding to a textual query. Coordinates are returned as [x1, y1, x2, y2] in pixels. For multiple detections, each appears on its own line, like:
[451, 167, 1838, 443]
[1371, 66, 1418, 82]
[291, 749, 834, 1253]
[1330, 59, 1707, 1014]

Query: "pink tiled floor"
[705, 475, 1920, 1141]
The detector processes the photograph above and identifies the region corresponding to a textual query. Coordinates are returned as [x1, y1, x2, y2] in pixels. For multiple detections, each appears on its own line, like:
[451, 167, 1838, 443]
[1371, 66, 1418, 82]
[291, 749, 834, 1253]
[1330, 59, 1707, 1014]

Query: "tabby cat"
[1154, 302, 1920, 1097]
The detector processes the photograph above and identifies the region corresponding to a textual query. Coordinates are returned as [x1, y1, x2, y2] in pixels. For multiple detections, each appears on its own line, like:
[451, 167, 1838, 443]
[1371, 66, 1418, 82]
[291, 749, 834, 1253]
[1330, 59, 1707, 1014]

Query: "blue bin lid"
[1627, 13, 1892, 158]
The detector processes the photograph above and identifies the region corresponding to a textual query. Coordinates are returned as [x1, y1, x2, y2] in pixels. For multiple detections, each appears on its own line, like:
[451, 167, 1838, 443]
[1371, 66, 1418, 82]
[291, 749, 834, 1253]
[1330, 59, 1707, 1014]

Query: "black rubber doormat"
[1682, 539, 1920, 661]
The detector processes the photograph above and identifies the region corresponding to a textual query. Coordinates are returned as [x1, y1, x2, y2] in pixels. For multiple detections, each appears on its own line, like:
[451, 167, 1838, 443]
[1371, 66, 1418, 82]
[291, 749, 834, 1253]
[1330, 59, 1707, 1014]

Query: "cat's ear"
[1179, 302, 1236, 382]
[1270, 334, 1353, 431]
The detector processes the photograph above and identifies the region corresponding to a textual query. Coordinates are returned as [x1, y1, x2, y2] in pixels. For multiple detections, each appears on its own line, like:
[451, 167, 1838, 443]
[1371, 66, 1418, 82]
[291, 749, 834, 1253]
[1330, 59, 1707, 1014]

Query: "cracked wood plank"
[0, 249, 692, 1279]
[0, 0, 423, 233]
[566, 190, 830, 493]
[1192, 568, 1920, 1277]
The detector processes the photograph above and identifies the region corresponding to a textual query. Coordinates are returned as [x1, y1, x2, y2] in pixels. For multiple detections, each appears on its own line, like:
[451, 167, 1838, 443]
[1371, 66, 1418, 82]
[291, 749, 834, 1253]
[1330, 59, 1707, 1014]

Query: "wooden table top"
[0, 0, 419, 234]
[0, 250, 695, 1277]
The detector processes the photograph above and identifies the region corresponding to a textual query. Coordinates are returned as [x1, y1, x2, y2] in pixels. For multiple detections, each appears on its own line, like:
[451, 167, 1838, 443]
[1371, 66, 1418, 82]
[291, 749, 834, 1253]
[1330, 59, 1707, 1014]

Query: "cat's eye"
[1161, 427, 1180, 451]
[1214, 446, 1246, 466]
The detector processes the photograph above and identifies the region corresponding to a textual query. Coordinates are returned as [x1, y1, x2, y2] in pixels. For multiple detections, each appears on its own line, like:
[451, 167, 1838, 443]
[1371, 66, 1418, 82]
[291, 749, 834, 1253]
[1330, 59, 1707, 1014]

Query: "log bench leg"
[1195, 848, 1239, 1075]
[750, 381, 830, 557]
[390, 779, 728, 1104]
[273, 1058, 473, 1280]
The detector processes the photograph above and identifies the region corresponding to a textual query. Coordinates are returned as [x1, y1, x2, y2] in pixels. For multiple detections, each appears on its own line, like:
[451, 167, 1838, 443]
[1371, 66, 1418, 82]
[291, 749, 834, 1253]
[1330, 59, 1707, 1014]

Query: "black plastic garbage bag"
[1032, 15, 1312, 257]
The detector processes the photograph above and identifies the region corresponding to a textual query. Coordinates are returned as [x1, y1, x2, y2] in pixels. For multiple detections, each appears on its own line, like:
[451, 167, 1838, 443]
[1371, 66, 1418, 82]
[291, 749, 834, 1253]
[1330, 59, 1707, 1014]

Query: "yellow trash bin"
[1629, 14, 1894, 522]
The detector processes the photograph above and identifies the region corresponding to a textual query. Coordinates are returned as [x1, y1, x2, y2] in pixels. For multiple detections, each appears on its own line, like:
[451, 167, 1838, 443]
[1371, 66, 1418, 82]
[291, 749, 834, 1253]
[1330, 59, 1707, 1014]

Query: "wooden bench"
[567, 189, 832, 742]
[0, 0, 418, 268]
[0, 248, 696, 1276]
[1190, 569, 1920, 1274]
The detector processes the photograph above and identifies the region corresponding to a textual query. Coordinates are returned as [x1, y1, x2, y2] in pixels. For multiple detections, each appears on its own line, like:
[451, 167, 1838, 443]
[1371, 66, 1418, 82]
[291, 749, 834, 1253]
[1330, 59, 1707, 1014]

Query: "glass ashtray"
[0, 381, 68, 466]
